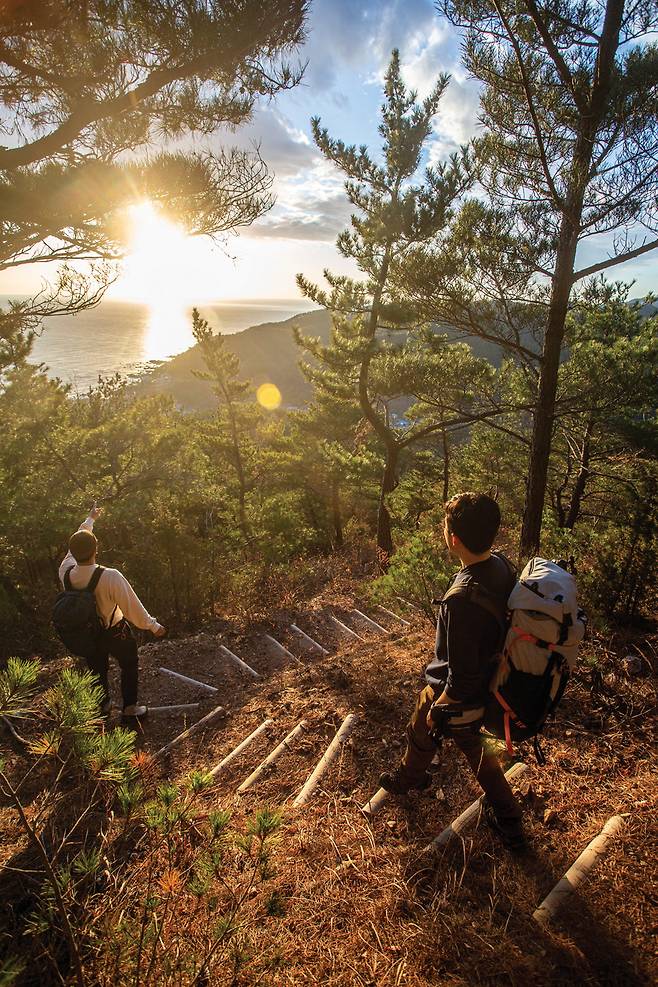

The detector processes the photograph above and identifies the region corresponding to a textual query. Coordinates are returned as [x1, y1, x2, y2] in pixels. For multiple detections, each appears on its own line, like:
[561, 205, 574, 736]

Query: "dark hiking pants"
[401, 685, 521, 820]
[85, 619, 139, 710]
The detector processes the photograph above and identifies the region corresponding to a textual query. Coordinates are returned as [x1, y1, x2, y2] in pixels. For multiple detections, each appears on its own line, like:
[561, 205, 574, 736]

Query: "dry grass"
[1, 594, 656, 986]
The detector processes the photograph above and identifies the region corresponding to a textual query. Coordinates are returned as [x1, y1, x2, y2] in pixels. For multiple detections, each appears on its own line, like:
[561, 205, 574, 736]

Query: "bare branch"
[522, 0, 588, 113]
[572, 236, 658, 281]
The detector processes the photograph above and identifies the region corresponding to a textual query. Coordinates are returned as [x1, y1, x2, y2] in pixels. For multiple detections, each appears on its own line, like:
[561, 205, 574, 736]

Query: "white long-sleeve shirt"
[58, 515, 163, 634]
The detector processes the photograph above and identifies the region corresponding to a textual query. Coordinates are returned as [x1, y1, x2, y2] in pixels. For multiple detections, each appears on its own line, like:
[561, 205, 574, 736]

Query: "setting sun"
[118, 202, 201, 306]
[113, 200, 248, 307]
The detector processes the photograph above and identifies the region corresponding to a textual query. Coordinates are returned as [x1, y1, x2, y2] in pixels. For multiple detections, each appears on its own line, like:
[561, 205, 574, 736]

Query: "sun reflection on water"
[142, 302, 194, 363]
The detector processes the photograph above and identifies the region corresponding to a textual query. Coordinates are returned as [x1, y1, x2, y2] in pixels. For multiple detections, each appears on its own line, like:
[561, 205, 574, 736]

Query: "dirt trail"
[2, 596, 656, 985]
[103, 597, 657, 986]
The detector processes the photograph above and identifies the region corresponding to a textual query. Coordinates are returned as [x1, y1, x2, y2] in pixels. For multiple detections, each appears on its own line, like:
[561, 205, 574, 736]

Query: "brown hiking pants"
[401, 685, 522, 819]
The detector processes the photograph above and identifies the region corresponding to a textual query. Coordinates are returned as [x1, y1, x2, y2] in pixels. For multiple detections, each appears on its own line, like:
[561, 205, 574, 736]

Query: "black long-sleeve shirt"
[425, 554, 516, 703]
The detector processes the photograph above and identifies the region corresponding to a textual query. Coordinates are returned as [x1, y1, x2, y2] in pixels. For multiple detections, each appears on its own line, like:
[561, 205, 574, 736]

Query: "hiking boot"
[379, 769, 432, 796]
[482, 799, 527, 851]
[123, 704, 148, 718]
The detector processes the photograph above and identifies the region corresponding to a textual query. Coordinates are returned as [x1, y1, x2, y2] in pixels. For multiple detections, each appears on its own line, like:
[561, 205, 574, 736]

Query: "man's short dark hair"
[69, 529, 98, 563]
[444, 492, 501, 554]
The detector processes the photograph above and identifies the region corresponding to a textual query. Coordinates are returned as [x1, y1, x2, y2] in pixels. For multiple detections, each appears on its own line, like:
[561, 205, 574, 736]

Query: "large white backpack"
[485, 558, 587, 760]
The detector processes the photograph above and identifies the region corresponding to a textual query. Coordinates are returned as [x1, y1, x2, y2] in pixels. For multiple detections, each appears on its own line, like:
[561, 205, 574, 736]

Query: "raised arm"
[58, 503, 102, 584]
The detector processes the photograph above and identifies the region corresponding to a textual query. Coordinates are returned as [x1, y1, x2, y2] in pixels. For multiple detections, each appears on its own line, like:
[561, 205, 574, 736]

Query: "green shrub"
[0, 659, 287, 987]
[368, 526, 455, 622]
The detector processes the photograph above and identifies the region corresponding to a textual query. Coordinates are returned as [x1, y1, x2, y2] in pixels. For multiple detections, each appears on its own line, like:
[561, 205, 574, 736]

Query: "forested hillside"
[134, 304, 549, 414]
[136, 308, 330, 411]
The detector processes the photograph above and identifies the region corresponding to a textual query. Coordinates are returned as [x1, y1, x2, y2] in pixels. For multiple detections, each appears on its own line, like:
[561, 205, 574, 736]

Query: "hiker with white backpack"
[379, 491, 585, 850]
[54, 503, 166, 717]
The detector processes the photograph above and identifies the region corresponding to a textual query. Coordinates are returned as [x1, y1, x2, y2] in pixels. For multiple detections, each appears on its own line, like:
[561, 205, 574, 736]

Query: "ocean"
[11, 298, 311, 391]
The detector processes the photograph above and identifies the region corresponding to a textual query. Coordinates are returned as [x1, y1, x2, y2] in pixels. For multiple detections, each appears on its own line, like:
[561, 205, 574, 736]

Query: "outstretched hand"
[89, 501, 103, 521]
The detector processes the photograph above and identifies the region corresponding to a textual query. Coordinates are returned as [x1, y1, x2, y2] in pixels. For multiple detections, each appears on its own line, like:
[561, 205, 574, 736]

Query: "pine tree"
[296, 50, 482, 562]
[550, 287, 658, 530]
[0, 0, 307, 360]
[192, 308, 254, 542]
[397, 0, 658, 557]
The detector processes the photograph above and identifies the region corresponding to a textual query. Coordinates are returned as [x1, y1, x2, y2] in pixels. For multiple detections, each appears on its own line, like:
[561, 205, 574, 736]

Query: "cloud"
[301, 0, 385, 91]
[250, 190, 353, 242]
[214, 2, 481, 245]
[211, 104, 319, 179]
[299, 0, 441, 93]
[428, 76, 482, 158]
[399, 23, 457, 97]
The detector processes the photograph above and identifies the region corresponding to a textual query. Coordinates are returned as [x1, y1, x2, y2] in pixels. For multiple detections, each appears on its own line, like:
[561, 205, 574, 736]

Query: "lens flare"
[256, 382, 282, 410]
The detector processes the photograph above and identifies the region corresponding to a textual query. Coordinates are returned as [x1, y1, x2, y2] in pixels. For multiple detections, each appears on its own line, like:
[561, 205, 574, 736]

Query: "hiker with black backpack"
[379, 491, 586, 850]
[54, 503, 165, 718]
[379, 492, 525, 848]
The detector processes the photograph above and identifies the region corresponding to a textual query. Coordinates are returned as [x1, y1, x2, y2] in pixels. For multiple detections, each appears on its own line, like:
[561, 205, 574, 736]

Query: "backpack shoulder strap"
[86, 566, 105, 593]
[442, 579, 508, 634]
[493, 550, 517, 580]
[64, 566, 75, 591]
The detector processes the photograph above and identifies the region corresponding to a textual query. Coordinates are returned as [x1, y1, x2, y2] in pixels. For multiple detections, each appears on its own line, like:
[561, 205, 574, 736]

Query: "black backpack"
[53, 566, 106, 658]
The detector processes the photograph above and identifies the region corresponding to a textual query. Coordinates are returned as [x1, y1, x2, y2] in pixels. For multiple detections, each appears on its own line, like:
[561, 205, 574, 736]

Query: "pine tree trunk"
[331, 476, 343, 548]
[518, 0, 624, 560]
[565, 418, 594, 529]
[376, 443, 399, 565]
[356, 240, 399, 562]
[226, 406, 250, 543]
[442, 429, 450, 504]
[519, 227, 579, 558]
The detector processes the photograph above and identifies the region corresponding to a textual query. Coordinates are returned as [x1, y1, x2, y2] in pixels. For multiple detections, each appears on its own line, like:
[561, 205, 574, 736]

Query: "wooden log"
[209, 718, 273, 778]
[154, 705, 225, 758]
[290, 624, 329, 655]
[293, 713, 358, 807]
[158, 667, 218, 693]
[237, 720, 307, 792]
[328, 614, 364, 642]
[376, 605, 410, 627]
[263, 633, 301, 664]
[424, 762, 529, 851]
[360, 751, 439, 817]
[218, 645, 260, 679]
[360, 787, 390, 817]
[396, 596, 421, 612]
[533, 815, 626, 925]
[149, 703, 200, 713]
[350, 609, 389, 634]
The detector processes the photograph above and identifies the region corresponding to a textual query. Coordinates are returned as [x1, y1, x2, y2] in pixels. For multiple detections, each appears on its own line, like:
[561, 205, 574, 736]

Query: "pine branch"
[492, 0, 564, 209]
[522, 0, 588, 112]
[572, 236, 658, 281]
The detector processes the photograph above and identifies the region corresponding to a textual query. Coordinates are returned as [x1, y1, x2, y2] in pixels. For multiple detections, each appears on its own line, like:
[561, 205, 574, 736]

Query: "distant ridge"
[135, 308, 522, 412]
[137, 308, 330, 411]
[136, 295, 656, 413]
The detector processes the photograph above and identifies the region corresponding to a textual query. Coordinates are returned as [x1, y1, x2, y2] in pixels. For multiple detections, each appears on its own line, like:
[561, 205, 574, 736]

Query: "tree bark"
[224, 401, 250, 544]
[356, 241, 401, 561]
[520, 219, 579, 557]
[442, 429, 450, 504]
[519, 0, 624, 559]
[565, 418, 594, 528]
[376, 443, 399, 566]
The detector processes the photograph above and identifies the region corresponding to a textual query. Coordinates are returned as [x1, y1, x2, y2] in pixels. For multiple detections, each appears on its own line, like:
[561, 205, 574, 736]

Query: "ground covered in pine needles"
[1, 584, 656, 986]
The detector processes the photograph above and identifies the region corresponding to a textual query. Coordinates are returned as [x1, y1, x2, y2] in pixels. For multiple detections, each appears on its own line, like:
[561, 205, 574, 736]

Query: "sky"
[1, 0, 655, 303]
